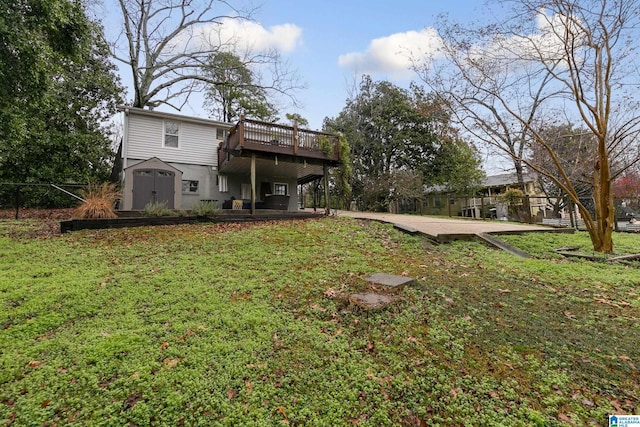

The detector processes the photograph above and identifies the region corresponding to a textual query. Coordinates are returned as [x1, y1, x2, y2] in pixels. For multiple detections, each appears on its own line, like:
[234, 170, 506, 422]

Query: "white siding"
[126, 114, 220, 166]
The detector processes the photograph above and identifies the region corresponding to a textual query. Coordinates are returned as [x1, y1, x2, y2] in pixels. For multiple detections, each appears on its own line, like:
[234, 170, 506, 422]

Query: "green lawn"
[1, 217, 638, 426]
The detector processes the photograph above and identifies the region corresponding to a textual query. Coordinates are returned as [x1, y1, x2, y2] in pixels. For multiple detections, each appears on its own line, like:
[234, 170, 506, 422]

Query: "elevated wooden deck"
[218, 118, 342, 170]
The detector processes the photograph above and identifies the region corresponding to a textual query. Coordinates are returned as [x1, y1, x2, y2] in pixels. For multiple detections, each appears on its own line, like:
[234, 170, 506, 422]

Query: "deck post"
[251, 152, 256, 214]
[323, 161, 330, 215]
[239, 115, 245, 148]
[293, 117, 298, 156]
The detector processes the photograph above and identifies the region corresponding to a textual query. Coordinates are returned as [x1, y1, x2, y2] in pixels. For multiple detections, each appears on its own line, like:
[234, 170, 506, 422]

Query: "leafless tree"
[111, 0, 304, 110]
[531, 124, 593, 215]
[416, 0, 640, 253]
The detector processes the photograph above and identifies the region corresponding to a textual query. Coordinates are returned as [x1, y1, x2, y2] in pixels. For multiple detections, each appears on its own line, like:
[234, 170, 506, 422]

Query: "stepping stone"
[350, 293, 394, 309]
[366, 273, 414, 289]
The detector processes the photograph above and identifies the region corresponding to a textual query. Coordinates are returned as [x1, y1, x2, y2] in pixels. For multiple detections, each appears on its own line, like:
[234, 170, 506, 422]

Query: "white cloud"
[469, 9, 579, 66]
[217, 18, 303, 53]
[182, 18, 303, 54]
[338, 28, 443, 79]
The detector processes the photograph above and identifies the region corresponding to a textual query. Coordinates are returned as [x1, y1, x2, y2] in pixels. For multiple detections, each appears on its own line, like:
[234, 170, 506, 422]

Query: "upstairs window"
[216, 128, 227, 140]
[164, 120, 180, 148]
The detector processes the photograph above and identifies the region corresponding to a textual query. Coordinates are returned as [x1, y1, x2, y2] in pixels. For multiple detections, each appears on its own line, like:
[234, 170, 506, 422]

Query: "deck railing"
[221, 118, 341, 162]
[461, 196, 547, 209]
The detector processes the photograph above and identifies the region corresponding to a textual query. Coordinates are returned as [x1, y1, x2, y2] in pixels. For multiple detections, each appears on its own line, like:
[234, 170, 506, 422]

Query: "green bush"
[142, 201, 174, 216]
[191, 200, 219, 216]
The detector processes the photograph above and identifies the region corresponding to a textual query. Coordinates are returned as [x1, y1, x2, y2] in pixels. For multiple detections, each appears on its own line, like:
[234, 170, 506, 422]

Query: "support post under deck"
[251, 153, 256, 215]
[323, 161, 330, 215]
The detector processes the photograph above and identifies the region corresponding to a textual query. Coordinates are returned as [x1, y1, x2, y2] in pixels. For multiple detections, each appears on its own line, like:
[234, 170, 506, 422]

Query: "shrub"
[73, 183, 120, 219]
[191, 200, 219, 216]
[143, 201, 174, 216]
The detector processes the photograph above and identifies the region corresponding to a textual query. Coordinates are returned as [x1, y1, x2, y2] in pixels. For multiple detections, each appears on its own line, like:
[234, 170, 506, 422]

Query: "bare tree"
[416, 0, 640, 253]
[531, 124, 593, 216]
[111, 0, 304, 110]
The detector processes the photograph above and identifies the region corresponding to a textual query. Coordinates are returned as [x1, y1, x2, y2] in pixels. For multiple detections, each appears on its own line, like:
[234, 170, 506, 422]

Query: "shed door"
[132, 169, 175, 209]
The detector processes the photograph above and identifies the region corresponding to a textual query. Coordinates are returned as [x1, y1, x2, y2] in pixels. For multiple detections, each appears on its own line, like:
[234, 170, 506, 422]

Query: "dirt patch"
[349, 292, 395, 309]
[0, 208, 74, 220]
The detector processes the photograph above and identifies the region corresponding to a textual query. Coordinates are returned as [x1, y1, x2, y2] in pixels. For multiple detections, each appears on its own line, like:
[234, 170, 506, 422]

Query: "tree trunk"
[514, 163, 532, 223]
[586, 138, 614, 253]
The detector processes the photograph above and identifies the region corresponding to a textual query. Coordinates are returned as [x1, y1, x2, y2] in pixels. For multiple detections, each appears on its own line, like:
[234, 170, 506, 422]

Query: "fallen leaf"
[310, 304, 327, 312]
[160, 341, 169, 350]
[558, 413, 571, 422]
[28, 361, 45, 369]
[163, 358, 179, 368]
[611, 400, 624, 412]
[563, 311, 577, 319]
[275, 406, 288, 421]
[582, 398, 594, 407]
[407, 336, 420, 345]
[620, 355, 632, 362]
[40, 400, 50, 408]
[324, 287, 338, 298]
[227, 389, 235, 400]
[245, 381, 253, 395]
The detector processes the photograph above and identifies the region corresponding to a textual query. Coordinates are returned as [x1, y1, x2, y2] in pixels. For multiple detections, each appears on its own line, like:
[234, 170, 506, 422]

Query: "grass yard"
[0, 217, 638, 426]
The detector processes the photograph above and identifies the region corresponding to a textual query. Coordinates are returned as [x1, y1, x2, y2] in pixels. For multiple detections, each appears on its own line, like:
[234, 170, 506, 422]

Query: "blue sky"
[102, 0, 487, 130]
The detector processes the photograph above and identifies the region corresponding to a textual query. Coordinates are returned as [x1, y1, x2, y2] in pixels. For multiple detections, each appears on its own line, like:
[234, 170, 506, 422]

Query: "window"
[218, 175, 228, 192]
[182, 180, 199, 194]
[274, 183, 288, 196]
[241, 183, 251, 200]
[164, 120, 180, 148]
[216, 128, 227, 140]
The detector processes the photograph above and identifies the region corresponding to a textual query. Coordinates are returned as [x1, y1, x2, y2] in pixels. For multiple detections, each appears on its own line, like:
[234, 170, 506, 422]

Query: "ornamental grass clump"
[73, 183, 120, 219]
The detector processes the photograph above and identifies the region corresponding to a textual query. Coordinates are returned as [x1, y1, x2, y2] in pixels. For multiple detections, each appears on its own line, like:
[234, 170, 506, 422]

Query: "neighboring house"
[117, 107, 342, 212]
[423, 172, 549, 219]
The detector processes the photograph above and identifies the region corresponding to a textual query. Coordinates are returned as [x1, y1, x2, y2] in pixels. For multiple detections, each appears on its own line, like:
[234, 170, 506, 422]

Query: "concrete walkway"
[337, 211, 571, 243]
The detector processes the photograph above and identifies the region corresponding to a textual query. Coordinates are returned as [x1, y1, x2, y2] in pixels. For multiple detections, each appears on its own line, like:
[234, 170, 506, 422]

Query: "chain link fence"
[0, 183, 87, 219]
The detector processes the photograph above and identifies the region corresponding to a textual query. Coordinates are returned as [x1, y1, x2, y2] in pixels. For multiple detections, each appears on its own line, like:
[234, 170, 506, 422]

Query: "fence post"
[14, 186, 20, 219]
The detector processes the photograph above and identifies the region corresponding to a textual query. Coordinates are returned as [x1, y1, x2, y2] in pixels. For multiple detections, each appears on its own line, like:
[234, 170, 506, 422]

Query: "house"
[423, 172, 549, 219]
[117, 107, 342, 212]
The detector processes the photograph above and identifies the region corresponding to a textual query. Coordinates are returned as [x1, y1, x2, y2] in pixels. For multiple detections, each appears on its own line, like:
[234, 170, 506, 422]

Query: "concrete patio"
[337, 211, 573, 243]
